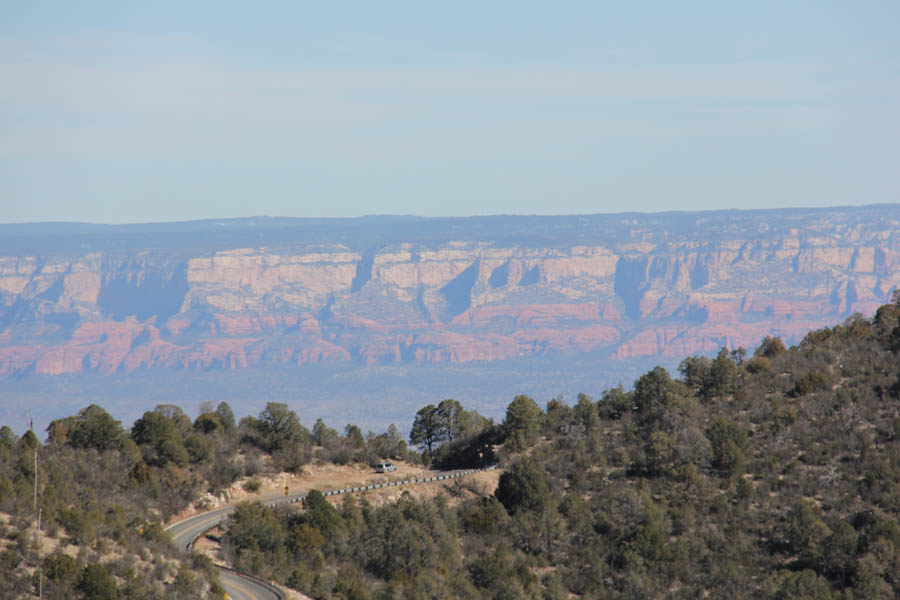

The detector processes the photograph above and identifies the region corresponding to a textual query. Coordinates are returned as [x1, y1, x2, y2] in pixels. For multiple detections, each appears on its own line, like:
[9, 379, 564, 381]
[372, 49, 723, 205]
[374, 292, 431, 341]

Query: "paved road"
[167, 504, 238, 553]
[165, 467, 492, 599]
[166, 502, 288, 600]
[217, 569, 282, 600]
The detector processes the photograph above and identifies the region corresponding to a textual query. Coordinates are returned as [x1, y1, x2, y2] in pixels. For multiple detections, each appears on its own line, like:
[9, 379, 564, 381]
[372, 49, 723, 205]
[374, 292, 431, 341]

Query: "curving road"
[217, 569, 281, 600]
[166, 499, 290, 599]
[165, 467, 493, 599]
[167, 504, 240, 553]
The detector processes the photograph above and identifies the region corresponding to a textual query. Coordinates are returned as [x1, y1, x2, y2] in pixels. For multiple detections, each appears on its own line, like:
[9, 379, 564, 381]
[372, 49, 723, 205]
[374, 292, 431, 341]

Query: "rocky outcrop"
[1, 207, 898, 376]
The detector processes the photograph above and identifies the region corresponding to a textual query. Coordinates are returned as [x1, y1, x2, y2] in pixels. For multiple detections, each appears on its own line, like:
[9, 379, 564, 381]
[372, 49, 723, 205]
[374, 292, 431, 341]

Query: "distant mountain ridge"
[1, 205, 898, 377]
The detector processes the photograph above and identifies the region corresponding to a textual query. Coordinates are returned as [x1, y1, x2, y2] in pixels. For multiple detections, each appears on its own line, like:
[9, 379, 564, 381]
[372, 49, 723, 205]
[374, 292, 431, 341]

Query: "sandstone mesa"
[0, 207, 897, 376]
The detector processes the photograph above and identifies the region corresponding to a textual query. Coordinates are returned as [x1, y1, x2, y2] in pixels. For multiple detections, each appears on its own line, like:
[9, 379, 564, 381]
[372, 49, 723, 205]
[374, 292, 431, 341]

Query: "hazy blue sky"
[2, 2, 898, 223]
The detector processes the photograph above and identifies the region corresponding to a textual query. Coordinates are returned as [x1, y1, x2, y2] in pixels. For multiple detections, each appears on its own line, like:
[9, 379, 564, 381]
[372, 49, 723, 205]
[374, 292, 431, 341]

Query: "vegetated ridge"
[215, 300, 900, 599]
[0, 299, 898, 598]
[0, 205, 898, 377]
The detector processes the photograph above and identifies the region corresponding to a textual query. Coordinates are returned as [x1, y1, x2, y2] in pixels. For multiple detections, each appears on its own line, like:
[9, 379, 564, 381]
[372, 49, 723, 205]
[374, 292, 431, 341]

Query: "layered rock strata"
[1, 207, 897, 376]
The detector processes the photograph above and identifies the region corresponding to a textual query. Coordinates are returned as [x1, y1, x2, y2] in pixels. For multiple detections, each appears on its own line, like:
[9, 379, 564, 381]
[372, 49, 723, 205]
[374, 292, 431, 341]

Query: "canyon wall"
[1, 206, 898, 376]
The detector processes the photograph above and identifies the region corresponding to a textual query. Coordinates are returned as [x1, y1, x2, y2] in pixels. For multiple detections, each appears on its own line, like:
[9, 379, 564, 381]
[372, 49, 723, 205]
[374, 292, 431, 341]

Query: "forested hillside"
[0, 300, 898, 598]
[226, 301, 900, 599]
[0, 392, 422, 598]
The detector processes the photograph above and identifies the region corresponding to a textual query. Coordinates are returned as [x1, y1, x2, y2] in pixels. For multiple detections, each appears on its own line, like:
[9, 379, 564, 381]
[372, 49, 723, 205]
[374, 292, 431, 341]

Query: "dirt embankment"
[170, 459, 500, 527]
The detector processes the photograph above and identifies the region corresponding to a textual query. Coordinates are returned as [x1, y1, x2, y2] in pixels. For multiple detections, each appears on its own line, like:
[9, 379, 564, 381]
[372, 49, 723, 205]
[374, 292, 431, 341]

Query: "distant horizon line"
[2, 202, 898, 229]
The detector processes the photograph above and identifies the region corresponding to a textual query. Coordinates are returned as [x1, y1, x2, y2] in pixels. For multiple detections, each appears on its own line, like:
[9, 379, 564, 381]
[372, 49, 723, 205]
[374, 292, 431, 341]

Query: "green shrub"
[242, 478, 262, 493]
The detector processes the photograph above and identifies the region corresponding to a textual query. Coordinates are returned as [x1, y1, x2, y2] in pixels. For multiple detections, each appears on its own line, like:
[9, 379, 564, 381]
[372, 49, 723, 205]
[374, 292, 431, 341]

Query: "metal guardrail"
[265, 466, 495, 507]
[184, 515, 229, 550]
[217, 564, 286, 600]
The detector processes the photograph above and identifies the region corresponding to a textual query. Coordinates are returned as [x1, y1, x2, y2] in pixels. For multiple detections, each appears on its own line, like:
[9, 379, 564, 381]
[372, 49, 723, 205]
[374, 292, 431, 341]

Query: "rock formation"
[1, 206, 897, 376]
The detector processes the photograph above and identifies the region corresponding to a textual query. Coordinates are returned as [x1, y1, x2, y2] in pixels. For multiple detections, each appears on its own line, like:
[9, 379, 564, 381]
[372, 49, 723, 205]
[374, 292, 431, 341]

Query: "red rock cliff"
[0, 208, 897, 376]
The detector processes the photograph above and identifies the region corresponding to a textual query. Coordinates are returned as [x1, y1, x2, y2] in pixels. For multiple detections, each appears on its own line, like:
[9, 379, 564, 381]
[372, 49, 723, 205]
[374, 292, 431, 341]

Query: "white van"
[374, 461, 396, 473]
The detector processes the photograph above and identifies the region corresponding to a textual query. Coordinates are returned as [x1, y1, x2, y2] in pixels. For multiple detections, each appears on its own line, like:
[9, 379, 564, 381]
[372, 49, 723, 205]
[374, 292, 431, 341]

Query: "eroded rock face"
[0, 207, 897, 376]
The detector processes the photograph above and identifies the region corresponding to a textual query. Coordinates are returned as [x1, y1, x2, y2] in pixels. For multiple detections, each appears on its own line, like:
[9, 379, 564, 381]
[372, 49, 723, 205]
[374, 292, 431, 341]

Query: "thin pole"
[33, 446, 37, 512]
[37, 508, 42, 600]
